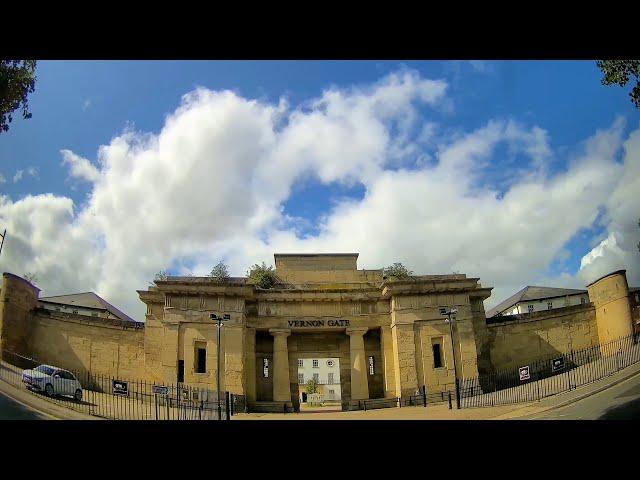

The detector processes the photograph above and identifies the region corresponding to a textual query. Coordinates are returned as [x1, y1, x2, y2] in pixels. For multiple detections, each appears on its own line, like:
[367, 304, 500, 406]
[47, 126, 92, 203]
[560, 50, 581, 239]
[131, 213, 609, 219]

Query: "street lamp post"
[210, 312, 231, 420]
[442, 307, 461, 409]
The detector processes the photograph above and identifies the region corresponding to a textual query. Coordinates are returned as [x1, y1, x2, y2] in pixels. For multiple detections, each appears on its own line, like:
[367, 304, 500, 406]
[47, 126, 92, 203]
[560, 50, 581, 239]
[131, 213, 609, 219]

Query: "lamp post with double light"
[210, 312, 231, 420]
[441, 307, 461, 409]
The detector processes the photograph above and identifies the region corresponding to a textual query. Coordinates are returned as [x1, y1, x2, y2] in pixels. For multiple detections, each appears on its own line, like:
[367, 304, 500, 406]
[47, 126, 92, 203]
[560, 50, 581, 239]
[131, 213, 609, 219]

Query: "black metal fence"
[356, 386, 456, 411]
[459, 332, 640, 408]
[0, 350, 246, 420]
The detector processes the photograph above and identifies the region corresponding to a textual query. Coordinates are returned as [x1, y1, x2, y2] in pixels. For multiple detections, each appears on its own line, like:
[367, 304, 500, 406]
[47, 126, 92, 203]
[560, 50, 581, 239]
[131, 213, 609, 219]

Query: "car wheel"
[45, 383, 55, 397]
[74, 389, 83, 402]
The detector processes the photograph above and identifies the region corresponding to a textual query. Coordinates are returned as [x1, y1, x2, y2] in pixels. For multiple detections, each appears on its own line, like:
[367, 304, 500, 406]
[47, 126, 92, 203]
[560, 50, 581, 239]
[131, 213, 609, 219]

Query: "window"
[432, 343, 443, 368]
[326, 360, 334, 367]
[368, 356, 375, 375]
[298, 359, 303, 367]
[328, 373, 334, 384]
[195, 342, 207, 373]
[527, 304, 534, 313]
[547, 302, 553, 310]
[298, 373, 304, 384]
[313, 373, 319, 383]
[312, 359, 319, 368]
[72, 309, 78, 315]
[92, 312, 98, 317]
[328, 389, 334, 395]
[581, 297, 586, 305]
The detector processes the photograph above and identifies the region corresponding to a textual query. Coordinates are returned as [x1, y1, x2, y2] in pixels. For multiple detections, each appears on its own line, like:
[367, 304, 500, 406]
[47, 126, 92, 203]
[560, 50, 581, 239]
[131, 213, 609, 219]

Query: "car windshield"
[34, 366, 55, 375]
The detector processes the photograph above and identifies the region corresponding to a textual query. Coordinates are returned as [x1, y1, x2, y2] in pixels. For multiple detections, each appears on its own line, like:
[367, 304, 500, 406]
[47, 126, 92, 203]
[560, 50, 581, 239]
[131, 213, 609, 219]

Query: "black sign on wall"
[113, 380, 128, 396]
[551, 357, 565, 372]
[152, 385, 169, 395]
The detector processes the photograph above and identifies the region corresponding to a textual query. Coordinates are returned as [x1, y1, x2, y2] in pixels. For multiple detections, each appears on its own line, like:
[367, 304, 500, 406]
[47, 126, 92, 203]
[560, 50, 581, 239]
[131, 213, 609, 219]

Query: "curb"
[508, 364, 640, 419]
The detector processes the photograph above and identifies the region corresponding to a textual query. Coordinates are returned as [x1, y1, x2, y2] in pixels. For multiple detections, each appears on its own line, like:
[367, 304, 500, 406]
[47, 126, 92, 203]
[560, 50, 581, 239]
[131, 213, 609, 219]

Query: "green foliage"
[247, 261, 278, 289]
[151, 270, 168, 285]
[383, 262, 413, 279]
[210, 261, 230, 281]
[305, 377, 319, 394]
[596, 60, 640, 109]
[1, 60, 37, 133]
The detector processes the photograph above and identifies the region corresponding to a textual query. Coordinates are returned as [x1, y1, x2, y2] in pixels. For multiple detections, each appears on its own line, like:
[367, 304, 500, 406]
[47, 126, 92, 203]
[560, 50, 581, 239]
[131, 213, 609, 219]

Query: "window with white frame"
[328, 373, 334, 384]
[313, 373, 319, 382]
[298, 373, 304, 384]
[298, 359, 303, 367]
[312, 359, 319, 368]
[527, 304, 534, 313]
[547, 302, 553, 310]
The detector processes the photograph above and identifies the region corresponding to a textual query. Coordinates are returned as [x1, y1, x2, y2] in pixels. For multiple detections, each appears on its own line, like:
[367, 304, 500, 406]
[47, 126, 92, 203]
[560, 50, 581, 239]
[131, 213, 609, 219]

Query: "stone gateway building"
[138, 254, 493, 411]
[0, 253, 636, 413]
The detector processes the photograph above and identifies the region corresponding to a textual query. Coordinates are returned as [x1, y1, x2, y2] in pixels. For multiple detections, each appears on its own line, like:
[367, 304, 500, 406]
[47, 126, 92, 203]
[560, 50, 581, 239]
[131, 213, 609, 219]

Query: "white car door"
[51, 370, 65, 394]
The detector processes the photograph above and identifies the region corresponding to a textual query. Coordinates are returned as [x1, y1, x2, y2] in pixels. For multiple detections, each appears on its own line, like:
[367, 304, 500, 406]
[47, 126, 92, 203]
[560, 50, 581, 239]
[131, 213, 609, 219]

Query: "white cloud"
[82, 99, 92, 111]
[12, 167, 38, 183]
[0, 70, 638, 321]
[61, 150, 101, 183]
[0, 173, 5, 184]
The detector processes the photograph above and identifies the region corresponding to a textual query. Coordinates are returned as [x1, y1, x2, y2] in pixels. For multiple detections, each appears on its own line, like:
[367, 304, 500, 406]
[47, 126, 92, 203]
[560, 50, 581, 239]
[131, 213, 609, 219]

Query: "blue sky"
[1, 61, 638, 319]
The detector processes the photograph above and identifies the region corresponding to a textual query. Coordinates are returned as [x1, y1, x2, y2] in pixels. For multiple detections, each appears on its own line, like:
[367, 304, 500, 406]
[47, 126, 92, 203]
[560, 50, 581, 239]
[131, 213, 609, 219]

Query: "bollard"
[448, 391, 452, 410]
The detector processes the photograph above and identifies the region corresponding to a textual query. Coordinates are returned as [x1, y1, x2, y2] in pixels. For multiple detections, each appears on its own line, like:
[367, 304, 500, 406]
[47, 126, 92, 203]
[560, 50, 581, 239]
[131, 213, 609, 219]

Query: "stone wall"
[485, 304, 598, 373]
[587, 270, 634, 345]
[27, 310, 146, 379]
[0, 273, 40, 356]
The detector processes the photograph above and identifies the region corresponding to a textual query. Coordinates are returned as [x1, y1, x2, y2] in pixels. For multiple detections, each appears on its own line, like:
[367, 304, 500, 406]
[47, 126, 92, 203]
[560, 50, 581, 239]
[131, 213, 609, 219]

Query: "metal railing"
[459, 332, 640, 408]
[356, 387, 455, 411]
[0, 349, 246, 420]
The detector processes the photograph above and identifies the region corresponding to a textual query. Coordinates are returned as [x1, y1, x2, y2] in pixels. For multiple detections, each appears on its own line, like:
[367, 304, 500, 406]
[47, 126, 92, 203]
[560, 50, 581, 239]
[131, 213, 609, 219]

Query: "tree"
[305, 377, 319, 395]
[210, 261, 230, 281]
[383, 262, 413, 279]
[23, 272, 38, 285]
[596, 60, 640, 109]
[247, 262, 278, 289]
[1, 60, 37, 133]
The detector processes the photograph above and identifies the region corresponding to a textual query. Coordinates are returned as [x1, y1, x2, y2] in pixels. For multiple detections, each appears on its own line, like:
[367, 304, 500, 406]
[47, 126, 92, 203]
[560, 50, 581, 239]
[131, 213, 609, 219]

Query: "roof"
[486, 286, 588, 318]
[39, 292, 137, 323]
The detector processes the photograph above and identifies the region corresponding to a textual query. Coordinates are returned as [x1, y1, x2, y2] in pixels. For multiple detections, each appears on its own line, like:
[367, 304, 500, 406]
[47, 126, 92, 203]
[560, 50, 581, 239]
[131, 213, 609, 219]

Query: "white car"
[22, 365, 83, 401]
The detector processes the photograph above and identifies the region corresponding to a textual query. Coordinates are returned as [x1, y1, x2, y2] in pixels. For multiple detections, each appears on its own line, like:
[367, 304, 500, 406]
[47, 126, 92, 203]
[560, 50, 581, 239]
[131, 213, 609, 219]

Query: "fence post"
[225, 391, 231, 421]
[154, 394, 158, 420]
[455, 378, 461, 409]
[616, 349, 621, 371]
[422, 385, 427, 407]
[448, 391, 452, 410]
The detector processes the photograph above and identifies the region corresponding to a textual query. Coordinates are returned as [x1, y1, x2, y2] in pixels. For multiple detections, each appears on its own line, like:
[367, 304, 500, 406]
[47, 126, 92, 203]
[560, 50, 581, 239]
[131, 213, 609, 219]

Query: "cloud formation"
[0, 69, 638, 321]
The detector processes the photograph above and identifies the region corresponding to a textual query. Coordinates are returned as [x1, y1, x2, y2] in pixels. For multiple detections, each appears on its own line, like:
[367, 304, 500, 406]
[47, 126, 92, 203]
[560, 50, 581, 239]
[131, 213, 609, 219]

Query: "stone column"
[269, 329, 291, 402]
[346, 327, 369, 401]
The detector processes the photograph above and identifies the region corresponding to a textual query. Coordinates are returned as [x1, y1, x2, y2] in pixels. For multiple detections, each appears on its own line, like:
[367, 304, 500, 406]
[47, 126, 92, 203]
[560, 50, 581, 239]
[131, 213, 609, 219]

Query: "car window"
[34, 365, 55, 376]
[65, 371, 76, 381]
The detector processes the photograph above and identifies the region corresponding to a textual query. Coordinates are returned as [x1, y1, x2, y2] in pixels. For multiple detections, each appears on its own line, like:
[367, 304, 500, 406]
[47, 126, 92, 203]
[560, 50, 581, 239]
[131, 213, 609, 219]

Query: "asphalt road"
[0, 391, 46, 420]
[522, 372, 640, 420]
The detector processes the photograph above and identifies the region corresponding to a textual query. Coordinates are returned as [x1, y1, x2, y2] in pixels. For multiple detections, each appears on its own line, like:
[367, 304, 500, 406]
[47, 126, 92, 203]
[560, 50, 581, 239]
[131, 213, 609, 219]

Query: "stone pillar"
[380, 325, 397, 398]
[269, 328, 291, 402]
[346, 327, 369, 401]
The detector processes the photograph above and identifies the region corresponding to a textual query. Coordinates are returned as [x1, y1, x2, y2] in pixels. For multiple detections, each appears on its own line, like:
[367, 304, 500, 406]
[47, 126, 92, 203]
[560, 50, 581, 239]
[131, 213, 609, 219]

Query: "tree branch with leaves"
[1, 60, 37, 133]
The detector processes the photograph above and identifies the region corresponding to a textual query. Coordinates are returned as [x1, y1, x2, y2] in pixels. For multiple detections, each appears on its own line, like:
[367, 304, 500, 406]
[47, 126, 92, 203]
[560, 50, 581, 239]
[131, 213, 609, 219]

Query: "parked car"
[22, 365, 83, 401]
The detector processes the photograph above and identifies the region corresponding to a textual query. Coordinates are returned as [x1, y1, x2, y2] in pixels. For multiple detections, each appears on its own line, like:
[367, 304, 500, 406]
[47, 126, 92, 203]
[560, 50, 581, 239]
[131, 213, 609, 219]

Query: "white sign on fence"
[519, 366, 530, 381]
